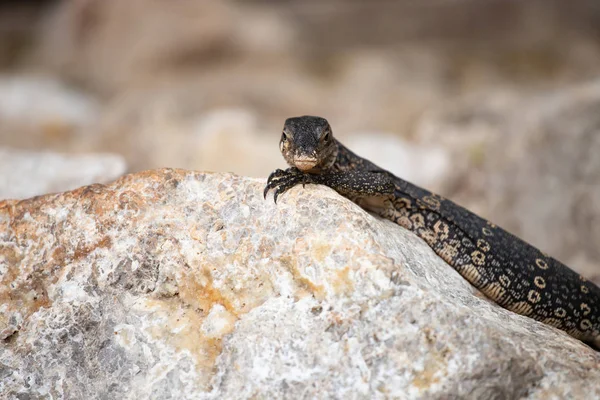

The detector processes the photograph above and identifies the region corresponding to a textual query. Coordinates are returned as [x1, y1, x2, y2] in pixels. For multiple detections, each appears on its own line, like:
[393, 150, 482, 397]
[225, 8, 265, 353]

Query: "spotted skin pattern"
[265, 115, 600, 350]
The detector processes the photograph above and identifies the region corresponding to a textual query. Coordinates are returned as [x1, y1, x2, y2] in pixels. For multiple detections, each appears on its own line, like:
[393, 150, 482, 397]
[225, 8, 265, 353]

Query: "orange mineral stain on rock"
[142, 297, 226, 390]
[411, 329, 448, 390]
[411, 356, 444, 390]
[178, 267, 238, 317]
[279, 255, 325, 300]
[331, 266, 354, 296]
[73, 236, 112, 261]
[312, 241, 331, 263]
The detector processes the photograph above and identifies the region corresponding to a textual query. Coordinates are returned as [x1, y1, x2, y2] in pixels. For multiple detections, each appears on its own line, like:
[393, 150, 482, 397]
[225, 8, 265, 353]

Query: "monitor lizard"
[264, 115, 600, 350]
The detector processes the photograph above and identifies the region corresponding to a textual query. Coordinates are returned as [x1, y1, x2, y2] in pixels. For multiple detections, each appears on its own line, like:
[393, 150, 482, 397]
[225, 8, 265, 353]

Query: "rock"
[1, 169, 599, 399]
[0, 75, 100, 151]
[0, 147, 126, 200]
[0, 74, 99, 129]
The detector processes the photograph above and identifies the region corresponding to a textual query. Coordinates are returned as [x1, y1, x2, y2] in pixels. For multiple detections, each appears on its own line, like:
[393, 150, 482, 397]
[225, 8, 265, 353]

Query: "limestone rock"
[1, 169, 599, 399]
[0, 148, 126, 200]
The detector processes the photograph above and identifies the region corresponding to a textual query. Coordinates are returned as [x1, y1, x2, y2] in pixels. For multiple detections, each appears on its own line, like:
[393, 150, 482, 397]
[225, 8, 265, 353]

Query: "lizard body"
[264, 115, 600, 350]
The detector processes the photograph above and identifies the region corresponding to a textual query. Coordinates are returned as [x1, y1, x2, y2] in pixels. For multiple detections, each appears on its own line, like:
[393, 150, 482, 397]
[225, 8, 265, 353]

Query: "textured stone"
[0, 170, 599, 399]
[0, 148, 127, 200]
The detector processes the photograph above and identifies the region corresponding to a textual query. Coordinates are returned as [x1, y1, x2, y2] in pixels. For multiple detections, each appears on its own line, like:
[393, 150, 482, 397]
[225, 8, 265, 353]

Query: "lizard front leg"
[316, 171, 395, 198]
[264, 168, 395, 203]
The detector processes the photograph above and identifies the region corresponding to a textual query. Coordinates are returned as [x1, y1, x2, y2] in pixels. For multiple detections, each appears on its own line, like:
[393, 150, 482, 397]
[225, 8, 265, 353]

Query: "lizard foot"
[264, 167, 310, 203]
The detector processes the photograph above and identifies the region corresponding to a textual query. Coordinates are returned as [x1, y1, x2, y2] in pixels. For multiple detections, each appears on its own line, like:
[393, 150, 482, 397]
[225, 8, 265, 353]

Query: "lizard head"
[280, 115, 338, 173]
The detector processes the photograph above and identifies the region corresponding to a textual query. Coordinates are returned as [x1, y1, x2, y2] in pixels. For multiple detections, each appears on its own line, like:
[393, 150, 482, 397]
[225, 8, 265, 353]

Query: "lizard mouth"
[293, 156, 319, 171]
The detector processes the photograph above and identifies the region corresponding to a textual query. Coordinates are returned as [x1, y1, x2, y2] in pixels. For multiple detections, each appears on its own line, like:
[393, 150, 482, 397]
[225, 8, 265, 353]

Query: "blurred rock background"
[0, 0, 599, 279]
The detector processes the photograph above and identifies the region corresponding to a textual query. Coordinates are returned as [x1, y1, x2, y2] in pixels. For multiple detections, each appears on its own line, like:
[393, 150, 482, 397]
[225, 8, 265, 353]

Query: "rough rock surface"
[0, 148, 127, 200]
[1, 169, 599, 399]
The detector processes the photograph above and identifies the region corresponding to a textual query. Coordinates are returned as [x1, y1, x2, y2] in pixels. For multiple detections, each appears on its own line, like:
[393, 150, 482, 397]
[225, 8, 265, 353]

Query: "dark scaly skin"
[264, 115, 600, 350]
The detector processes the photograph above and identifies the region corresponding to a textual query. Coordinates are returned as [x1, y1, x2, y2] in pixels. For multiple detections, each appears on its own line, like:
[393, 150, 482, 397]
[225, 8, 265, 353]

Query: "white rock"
[0, 74, 99, 129]
[0, 147, 126, 199]
[0, 170, 598, 399]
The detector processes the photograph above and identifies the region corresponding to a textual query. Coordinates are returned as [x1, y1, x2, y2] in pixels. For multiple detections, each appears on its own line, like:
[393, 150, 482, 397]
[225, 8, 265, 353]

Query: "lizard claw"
[273, 188, 281, 204]
[264, 168, 308, 203]
[264, 169, 284, 199]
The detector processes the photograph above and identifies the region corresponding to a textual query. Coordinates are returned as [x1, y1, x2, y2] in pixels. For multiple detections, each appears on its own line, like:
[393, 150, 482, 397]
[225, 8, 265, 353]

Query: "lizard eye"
[323, 131, 330, 142]
[281, 132, 287, 142]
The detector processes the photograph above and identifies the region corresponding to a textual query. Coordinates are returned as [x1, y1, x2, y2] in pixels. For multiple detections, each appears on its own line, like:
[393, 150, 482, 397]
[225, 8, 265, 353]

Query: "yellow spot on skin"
[433, 221, 449, 241]
[397, 208, 410, 218]
[554, 308, 566, 318]
[471, 250, 485, 266]
[397, 216, 412, 230]
[534, 276, 546, 289]
[396, 198, 411, 209]
[419, 229, 436, 246]
[535, 258, 549, 270]
[477, 239, 490, 252]
[499, 275, 511, 287]
[439, 242, 459, 263]
[449, 239, 461, 249]
[421, 195, 441, 210]
[527, 290, 541, 304]
[580, 319, 592, 331]
[581, 285, 590, 294]
[410, 213, 425, 228]
[581, 303, 591, 316]
[482, 227, 493, 237]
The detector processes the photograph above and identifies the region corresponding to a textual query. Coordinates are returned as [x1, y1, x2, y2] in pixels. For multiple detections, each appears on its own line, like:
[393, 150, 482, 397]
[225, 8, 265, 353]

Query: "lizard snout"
[293, 156, 319, 171]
